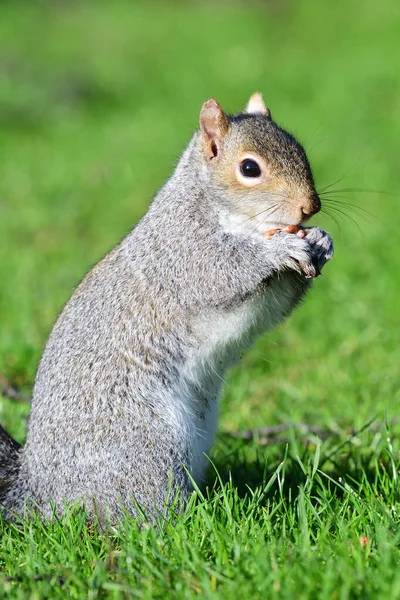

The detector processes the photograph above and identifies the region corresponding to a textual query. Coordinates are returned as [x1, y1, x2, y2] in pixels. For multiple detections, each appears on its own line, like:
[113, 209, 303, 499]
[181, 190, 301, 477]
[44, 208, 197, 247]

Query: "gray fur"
[0, 104, 334, 522]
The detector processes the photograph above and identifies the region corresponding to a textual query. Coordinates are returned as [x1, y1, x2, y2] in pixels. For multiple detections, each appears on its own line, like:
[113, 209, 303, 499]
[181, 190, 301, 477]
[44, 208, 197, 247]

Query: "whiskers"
[229, 178, 396, 239]
[231, 192, 294, 237]
[318, 186, 397, 237]
[235, 201, 286, 237]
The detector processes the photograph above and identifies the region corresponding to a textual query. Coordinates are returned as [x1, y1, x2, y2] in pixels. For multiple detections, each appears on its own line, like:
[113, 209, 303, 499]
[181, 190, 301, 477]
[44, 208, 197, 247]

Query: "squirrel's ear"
[199, 99, 229, 161]
[245, 92, 271, 119]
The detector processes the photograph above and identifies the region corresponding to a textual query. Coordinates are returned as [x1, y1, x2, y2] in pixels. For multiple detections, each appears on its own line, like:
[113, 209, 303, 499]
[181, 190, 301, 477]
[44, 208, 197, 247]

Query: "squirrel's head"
[199, 93, 321, 233]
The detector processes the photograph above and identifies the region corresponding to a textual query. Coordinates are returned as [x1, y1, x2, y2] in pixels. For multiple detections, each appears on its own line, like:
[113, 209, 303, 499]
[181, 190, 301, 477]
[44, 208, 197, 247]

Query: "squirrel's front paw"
[274, 233, 320, 279]
[303, 227, 334, 275]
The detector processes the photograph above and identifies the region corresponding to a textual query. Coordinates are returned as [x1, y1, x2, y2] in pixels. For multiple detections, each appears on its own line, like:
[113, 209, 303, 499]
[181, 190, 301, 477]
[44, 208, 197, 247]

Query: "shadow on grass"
[208, 429, 395, 502]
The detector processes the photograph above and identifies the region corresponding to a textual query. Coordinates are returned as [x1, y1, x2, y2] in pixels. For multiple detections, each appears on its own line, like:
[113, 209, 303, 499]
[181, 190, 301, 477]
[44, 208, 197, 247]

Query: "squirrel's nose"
[299, 193, 321, 219]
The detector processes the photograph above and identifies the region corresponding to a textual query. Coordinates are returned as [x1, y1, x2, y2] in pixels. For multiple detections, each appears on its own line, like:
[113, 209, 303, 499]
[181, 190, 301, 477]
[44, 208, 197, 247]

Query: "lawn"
[1, 0, 400, 597]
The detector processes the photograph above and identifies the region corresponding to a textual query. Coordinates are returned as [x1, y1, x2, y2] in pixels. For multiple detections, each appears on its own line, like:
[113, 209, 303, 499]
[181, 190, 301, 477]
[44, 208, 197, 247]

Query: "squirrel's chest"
[186, 274, 296, 393]
[189, 276, 298, 368]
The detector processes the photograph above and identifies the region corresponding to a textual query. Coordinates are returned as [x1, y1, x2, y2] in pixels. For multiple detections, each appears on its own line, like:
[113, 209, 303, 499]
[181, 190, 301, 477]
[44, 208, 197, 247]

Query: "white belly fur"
[177, 275, 297, 483]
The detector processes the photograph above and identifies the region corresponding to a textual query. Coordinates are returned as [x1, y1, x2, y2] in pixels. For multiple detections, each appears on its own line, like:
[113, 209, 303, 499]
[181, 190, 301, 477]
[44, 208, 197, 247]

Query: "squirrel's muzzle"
[299, 192, 321, 220]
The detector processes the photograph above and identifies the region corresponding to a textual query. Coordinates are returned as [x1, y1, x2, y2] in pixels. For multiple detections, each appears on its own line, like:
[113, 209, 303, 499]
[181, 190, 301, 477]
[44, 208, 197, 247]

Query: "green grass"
[1, 0, 400, 597]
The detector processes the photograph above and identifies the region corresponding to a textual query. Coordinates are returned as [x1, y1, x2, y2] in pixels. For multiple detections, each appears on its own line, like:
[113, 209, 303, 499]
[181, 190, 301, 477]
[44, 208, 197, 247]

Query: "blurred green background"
[0, 0, 399, 446]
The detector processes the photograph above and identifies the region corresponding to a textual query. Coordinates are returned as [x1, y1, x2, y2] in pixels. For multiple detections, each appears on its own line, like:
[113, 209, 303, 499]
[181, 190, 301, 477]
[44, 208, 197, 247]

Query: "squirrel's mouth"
[264, 223, 306, 240]
[265, 221, 301, 230]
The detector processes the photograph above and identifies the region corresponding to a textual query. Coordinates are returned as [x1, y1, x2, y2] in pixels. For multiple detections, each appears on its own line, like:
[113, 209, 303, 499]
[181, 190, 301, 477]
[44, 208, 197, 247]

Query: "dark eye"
[240, 159, 261, 178]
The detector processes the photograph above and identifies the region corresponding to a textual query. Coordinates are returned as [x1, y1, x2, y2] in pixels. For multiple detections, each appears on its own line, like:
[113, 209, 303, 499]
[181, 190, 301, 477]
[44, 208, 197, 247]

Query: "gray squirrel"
[0, 93, 333, 522]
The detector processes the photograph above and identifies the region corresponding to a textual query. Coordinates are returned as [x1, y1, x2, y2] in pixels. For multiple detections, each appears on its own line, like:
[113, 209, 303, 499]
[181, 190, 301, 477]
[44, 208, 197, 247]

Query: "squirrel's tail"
[0, 424, 21, 501]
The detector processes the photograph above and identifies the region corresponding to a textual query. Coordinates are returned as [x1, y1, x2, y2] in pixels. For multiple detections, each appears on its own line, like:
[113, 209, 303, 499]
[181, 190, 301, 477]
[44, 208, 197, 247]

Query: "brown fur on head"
[199, 93, 321, 229]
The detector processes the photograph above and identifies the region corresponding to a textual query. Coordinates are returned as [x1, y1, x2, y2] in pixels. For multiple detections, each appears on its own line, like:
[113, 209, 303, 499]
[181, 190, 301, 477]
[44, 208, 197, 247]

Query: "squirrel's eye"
[240, 159, 261, 178]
